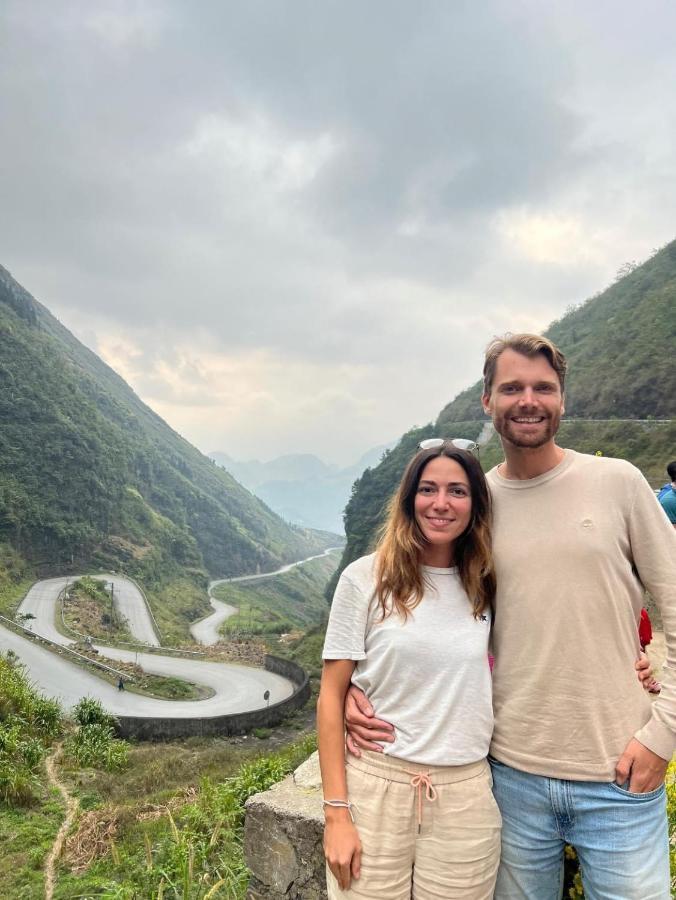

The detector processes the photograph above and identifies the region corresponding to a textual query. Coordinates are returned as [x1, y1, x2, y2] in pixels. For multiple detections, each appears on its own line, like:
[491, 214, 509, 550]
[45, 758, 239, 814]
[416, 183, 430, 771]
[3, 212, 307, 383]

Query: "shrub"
[65, 723, 128, 772]
[72, 576, 110, 602]
[0, 652, 63, 804]
[667, 758, 676, 894]
[73, 696, 117, 729]
[65, 698, 128, 772]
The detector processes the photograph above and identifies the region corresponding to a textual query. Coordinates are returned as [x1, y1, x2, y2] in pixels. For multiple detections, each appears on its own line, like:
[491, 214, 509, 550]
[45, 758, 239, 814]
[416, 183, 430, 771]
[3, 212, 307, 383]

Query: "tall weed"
[73, 696, 117, 729]
[64, 697, 129, 772]
[0, 652, 62, 803]
[81, 734, 317, 899]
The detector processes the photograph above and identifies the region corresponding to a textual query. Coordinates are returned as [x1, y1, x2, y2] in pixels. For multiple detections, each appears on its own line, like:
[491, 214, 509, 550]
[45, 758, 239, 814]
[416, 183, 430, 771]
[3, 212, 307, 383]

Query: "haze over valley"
[210, 444, 393, 533]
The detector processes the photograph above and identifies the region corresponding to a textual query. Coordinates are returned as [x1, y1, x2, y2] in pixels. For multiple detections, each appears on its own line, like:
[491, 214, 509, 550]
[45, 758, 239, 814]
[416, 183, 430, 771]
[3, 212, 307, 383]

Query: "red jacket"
[639, 608, 653, 649]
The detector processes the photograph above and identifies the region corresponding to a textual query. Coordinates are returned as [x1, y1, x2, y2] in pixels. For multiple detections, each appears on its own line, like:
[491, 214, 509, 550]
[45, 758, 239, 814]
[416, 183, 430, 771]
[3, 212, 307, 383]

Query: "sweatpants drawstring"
[407, 771, 438, 832]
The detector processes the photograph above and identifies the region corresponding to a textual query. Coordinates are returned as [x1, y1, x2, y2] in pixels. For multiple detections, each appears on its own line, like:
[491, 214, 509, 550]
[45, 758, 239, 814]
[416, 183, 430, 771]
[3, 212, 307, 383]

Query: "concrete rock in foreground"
[245, 751, 327, 899]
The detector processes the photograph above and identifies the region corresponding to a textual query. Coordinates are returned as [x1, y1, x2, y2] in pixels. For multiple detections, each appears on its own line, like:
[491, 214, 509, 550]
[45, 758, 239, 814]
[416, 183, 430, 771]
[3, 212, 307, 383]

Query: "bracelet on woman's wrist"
[323, 799, 355, 822]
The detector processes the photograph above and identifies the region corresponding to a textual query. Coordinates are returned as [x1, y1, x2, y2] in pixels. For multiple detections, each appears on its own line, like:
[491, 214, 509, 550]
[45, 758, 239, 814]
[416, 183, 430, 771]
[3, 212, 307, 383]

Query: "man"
[659, 461, 676, 527]
[657, 462, 676, 501]
[346, 334, 676, 899]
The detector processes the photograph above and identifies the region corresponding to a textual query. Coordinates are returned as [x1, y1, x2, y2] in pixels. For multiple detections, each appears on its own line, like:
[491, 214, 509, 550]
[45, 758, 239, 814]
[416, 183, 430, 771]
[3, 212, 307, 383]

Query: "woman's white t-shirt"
[322, 553, 493, 766]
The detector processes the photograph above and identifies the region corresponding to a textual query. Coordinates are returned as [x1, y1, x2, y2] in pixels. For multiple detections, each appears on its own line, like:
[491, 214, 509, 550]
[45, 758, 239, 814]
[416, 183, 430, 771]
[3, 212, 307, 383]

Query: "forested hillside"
[437, 241, 676, 424]
[330, 240, 676, 595]
[0, 265, 333, 585]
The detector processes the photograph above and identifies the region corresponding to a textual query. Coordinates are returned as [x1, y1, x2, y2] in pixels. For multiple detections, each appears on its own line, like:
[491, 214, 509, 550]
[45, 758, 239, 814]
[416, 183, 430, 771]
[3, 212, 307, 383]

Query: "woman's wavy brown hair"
[374, 442, 495, 621]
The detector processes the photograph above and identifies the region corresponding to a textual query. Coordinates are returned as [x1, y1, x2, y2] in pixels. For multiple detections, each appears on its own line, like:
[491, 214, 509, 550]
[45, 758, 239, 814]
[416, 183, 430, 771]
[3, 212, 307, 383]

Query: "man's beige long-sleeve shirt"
[487, 449, 676, 781]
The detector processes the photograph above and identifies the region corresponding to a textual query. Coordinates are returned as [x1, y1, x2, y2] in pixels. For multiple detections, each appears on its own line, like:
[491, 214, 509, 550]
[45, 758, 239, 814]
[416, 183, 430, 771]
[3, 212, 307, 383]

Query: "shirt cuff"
[634, 719, 676, 763]
[322, 650, 367, 661]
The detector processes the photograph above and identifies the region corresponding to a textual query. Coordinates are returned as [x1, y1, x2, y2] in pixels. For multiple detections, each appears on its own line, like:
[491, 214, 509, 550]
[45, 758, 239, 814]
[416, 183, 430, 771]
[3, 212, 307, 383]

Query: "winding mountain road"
[0, 624, 292, 715]
[3, 549, 341, 716]
[191, 547, 340, 645]
[17, 575, 160, 647]
[2, 573, 296, 715]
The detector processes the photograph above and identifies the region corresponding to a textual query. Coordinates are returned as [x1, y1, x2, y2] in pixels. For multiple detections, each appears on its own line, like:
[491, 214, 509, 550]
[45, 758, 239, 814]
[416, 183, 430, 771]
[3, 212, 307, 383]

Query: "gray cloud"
[2, 1, 676, 462]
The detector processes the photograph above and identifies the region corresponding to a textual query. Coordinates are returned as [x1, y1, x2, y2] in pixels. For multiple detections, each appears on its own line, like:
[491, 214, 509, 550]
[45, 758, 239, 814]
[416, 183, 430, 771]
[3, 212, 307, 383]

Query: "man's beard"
[494, 410, 561, 449]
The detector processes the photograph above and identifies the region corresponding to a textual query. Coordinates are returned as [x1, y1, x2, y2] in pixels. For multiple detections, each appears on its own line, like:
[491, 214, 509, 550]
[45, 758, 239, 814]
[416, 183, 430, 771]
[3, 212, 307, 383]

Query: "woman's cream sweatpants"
[325, 751, 501, 900]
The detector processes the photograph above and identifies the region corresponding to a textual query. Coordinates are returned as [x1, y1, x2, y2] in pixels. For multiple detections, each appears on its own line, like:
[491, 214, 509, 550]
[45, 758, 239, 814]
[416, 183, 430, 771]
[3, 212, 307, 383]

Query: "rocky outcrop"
[244, 752, 327, 899]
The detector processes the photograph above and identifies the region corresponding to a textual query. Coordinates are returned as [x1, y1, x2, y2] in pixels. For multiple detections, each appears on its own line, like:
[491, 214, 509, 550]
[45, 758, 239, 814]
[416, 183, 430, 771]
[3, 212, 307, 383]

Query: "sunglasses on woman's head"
[419, 438, 479, 453]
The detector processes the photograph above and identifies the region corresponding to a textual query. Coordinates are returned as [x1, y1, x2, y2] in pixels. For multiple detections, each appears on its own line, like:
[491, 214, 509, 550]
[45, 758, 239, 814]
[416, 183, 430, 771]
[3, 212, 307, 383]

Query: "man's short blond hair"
[483, 333, 567, 396]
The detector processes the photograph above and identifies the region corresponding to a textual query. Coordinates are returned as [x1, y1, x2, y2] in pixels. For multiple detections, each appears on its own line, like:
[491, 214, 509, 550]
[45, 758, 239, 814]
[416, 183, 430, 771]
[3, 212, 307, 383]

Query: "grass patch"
[127, 674, 213, 701]
[0, 652, 62, 804]
[214, 551, 338, 638]
[52, 734, 317, 899]
[273, 624, 326, 683]
[0, 578, 33, 620]
[0, 785, 65, 898]
[146, 576, 212, 645]
[0, 544, 33, 618]
[69, 738, 258, 808]
[63, 699, 129, 773]
[62, 576, 134, 644]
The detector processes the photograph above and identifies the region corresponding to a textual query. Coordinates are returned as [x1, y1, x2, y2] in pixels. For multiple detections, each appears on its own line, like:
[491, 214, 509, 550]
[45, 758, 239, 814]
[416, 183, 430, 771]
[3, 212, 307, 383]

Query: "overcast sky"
[2, 2, 675, 465]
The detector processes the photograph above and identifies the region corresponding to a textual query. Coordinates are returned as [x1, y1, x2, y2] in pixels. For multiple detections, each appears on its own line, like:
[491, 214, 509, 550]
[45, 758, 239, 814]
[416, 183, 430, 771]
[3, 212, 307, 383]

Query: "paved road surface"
[191, 547, 341, 646]
[4, 552, 342, 714]
[0, 625, 292, 714]
[106, 575, 160, 646]
[6, 574, 294, 714]
[18, 575, 160, 647]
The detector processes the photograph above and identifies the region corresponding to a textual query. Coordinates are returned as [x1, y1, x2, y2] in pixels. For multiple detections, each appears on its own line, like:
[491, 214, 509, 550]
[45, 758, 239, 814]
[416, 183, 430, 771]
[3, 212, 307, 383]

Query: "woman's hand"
[324, 810, 362, 891]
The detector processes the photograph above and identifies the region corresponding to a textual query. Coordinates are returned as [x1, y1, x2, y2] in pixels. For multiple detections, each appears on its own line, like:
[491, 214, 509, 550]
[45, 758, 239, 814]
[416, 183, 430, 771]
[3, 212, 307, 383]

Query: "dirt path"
[44, 744, 79, 900]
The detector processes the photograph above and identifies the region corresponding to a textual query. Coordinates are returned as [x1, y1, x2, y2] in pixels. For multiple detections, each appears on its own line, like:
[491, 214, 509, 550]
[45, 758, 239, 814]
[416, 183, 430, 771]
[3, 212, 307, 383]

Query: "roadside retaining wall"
[114, 655, 310, 741]
[244, 751, 326, 899]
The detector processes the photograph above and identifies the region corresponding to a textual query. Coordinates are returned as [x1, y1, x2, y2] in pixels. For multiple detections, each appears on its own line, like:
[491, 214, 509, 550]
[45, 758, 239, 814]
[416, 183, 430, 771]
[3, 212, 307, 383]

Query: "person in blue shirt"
[659, 461, 676, 526]
[657, 461, 676, 502]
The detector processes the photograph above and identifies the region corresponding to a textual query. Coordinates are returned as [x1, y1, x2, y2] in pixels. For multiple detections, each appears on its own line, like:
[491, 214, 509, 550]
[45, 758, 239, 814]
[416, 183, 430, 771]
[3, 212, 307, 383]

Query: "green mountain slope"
[0, 265, 333, 583]
[437, 241, 676, 425]
[331, 240, 676, 595]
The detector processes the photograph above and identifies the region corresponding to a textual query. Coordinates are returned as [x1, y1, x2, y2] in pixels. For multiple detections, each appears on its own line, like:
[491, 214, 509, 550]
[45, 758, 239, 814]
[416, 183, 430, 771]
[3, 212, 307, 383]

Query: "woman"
[317, 439, 501, 899]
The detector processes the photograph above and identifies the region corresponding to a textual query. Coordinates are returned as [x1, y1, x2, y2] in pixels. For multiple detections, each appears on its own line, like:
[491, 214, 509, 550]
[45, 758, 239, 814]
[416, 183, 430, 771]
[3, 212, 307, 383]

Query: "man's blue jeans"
[490, 757, 670, 900]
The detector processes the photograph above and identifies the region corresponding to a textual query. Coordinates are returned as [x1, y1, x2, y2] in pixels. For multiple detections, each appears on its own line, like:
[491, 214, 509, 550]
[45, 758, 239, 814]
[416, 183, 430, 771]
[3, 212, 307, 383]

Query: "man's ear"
[481, 392, 491, 415]
[560, 392, 565, 416]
